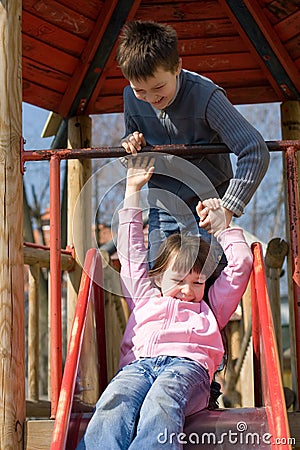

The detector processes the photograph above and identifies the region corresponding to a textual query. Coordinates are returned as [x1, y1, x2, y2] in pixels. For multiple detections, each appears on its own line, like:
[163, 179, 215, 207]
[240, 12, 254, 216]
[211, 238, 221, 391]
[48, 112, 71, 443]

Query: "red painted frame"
[50, 248, 107, 450]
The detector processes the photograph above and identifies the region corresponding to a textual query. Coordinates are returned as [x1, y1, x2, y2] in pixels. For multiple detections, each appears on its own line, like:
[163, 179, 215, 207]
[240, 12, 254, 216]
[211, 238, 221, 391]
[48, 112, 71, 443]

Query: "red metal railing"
[251, 242, 291, 449]
[50, 248, 107, 450]
[49, 154, 63, 417]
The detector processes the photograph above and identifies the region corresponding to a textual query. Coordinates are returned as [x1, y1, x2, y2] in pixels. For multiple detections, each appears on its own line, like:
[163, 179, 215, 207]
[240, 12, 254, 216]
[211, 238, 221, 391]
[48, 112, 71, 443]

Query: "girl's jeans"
[77, 355, 210, 450]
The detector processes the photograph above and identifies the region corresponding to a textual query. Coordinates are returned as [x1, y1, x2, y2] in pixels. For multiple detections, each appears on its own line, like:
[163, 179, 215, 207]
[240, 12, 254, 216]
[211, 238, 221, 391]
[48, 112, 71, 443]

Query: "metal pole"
[286, 146, 300, 407]
[50, 154, 62, 417]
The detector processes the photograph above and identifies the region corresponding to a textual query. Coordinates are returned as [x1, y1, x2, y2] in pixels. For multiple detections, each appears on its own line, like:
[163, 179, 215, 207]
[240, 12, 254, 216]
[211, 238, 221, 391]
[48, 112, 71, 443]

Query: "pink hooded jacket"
[117, 208, 253, 382]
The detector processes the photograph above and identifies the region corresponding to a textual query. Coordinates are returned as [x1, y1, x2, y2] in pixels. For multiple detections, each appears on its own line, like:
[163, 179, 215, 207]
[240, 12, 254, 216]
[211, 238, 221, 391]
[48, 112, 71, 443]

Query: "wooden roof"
[23, 0, 300, 119]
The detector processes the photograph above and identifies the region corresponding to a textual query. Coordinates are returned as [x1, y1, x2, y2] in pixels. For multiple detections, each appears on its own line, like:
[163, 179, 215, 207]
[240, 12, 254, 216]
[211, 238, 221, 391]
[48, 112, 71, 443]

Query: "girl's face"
[158, 261, 206, 303]
[130, 61, 182, 110]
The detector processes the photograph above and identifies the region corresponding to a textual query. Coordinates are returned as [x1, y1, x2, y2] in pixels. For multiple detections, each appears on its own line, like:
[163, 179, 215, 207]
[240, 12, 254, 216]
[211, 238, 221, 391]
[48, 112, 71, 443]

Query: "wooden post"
[0, 1, 25, 448]
[67, 116, 96, 404]
[28, 263, 40, 401]
[280, 100, 300, 407]
[265, 238, 288, 374]
[67, 116, 92, 338]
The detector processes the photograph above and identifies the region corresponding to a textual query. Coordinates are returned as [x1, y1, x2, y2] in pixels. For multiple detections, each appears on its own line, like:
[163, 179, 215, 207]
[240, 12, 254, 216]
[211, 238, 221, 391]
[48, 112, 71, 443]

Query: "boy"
[116, 20, 269, 263]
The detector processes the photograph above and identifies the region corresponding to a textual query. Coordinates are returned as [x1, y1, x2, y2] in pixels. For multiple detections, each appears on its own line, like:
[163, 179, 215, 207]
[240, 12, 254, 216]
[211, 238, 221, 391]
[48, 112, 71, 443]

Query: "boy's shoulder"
[181, 69, 223, 92]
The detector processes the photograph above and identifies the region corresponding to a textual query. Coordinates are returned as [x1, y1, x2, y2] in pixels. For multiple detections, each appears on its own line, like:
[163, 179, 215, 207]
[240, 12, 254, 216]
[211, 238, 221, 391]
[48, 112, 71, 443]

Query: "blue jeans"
[77, 356, 210, 450]
[148, 207, 224, 269]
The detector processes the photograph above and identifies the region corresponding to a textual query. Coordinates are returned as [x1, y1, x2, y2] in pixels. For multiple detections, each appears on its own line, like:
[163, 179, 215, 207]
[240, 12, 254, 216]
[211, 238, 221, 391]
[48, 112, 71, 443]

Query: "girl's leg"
[128, 357, 210, 450]
[77, 360, 153, 450]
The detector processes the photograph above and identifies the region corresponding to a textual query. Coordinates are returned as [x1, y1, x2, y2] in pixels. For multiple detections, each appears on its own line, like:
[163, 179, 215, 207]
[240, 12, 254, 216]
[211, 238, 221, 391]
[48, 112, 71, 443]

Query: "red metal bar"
[250, 272, 262, 406]
[93, 268, 108, 393]
[286, 146, 300, 406]
[50, 154, 62, 418]
[50, 249, 106, 450]
[251, 242, 291, 449]
[21, 140, 300, 164]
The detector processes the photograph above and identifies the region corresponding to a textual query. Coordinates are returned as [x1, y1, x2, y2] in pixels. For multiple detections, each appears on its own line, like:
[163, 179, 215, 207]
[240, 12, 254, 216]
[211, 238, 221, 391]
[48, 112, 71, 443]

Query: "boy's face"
[130, 61, 182, 110]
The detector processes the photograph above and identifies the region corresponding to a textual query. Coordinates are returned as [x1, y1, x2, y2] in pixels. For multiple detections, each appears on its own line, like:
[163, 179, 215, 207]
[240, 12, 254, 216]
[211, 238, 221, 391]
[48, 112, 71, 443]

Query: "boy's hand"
[197, 198, 232, 236]
[126, 156, 155, 190]
[121, 131, 146, 155]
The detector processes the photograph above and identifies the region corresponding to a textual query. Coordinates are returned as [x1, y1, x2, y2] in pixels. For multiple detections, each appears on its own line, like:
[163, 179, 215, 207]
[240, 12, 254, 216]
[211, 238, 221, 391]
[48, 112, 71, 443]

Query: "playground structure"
[1, 1, 300, 449]
[24, 141, 300, 450]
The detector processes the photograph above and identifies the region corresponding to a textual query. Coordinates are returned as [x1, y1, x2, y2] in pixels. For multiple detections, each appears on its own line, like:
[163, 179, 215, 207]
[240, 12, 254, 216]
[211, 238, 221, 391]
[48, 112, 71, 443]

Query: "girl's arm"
[118, 156, 157, 305]
[123, 155, 155, 208]
[208, 227, 253, 329]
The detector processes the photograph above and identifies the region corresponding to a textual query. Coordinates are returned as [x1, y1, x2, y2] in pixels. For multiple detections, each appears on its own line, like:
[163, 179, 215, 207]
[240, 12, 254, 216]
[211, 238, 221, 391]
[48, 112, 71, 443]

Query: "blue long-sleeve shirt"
[123, 69, 270, 217]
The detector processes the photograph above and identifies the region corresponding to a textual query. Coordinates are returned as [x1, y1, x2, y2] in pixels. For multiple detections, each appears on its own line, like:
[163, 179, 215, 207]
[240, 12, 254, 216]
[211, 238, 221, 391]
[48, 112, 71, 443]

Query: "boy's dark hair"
[116, 20, 180, 81]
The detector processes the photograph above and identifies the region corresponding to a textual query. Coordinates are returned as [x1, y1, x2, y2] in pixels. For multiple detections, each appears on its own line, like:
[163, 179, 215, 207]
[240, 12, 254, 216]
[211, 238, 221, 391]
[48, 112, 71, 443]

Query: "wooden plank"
[22, 80, 62, 113]
[23, 57, 69, 94]
[261, 0, 300, 24]
[58, 0, 104, 20]
[172, 18, 237, 38]
[23, 246, 76, 271]
[25, 419, 54, 450]
[135, 1, 226, 21]
[23, 0, 94, 39]
[286, 36, 300, 61]
[183, 52, 259, 72]
[22, 10, 85, 58]
[22, 34, 78, 76]
[177, 36, 246, 56]
[274, 11, 300, 42]
[26, 400, 51, 418]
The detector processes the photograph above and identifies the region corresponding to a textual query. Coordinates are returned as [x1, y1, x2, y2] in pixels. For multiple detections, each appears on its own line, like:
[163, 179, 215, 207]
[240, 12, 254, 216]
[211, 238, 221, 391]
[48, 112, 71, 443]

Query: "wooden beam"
[23, 245, 75, 271]
[219, 0, 300, 100]
[0, 1, 25, 448]
[58, 0, 138, 118]
[67, 116, 92, 340]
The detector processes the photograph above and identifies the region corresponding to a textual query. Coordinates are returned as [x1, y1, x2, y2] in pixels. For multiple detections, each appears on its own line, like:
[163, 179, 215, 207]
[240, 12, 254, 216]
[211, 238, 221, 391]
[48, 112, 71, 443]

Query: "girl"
[77, 156, 253, 450]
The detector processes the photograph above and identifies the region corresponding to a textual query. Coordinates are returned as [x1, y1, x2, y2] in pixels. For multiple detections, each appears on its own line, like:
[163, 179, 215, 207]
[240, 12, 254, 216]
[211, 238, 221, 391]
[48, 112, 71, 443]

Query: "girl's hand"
[126, 155, 155, 190]
[121, 131, 146, 155]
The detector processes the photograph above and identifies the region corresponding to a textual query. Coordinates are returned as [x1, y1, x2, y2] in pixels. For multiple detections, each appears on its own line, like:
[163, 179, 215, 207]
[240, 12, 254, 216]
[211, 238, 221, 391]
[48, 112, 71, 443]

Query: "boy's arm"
[121, 90, 147, 155]
[206, 89, 270, 218]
